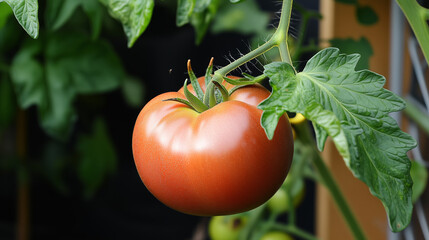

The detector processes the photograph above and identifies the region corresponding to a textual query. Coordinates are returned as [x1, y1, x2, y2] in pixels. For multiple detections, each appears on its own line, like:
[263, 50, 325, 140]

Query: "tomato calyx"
[164, 58, 267, 113]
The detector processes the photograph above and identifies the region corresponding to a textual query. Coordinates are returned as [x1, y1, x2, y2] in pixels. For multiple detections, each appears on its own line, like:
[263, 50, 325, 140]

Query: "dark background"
[0, 1, 319, 239]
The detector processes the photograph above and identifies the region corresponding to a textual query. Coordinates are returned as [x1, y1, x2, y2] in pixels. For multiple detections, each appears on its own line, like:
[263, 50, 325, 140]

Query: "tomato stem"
[295, 121, 367, 240]
[183, 79, 209, 112]
[396, 0, 429, 65]
[270, 223, 319, 240]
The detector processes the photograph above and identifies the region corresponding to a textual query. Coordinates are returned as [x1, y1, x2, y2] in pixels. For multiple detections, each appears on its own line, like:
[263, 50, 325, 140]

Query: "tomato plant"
[132, 71, 294, 215]
[2, 0, 429, 239]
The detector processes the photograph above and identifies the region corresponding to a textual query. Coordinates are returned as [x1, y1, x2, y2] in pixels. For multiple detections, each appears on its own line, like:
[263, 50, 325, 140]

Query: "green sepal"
[183, 78, 208, 112]
[163, 97, 194, 109]
[212, 81, 229, 102]
[187, 60, 205, 101]
[204, 57, 214, 87]
[228, 85, 245, 95]
[203, 83, 216, 107]
[223, 76, 253, 86]
[243, 73, 267, 83]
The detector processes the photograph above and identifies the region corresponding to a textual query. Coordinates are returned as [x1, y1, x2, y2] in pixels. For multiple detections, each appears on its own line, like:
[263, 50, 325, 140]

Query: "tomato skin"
[132, 77, 294, 216]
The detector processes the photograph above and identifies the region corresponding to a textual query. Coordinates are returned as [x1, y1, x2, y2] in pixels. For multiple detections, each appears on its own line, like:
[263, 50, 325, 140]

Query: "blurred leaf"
[329, 37, 373, 70]
[81, 0, 104, 40]
[0, 76, 16, 134]
[211, 0, 269, 35]
[176, 0, 194, 27]
[51, 0, 82, 30]
[122, 76, 145, 108]
[190, 10, 212, 45]
[335, 0, 357, 4]
[356, 4, 378, 25]
[77, 118, 117, 199]
[0, 14, 22, 52]
[46, 0, 103, 40]
[194, 0, 211, 12]
[0, 2, 13, 29]
[2, 0, 39, 38]
[229, 0, 244, 3]
[42, 141, 69, 195]
[411, 160, 428, 203]
[10, 32, 124, 140]
[100, 0, 154, 47]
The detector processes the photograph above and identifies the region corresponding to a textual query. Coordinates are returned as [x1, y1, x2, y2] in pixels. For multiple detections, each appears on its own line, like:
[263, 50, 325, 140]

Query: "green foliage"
[10, 32, 124, 140]
[410, 160, 428, 203]
[356, 5, 378, 25]
[45, 0, 103, 40]
[329, 37, 373, 70]
[335, 0, 378, 26]
[259, 48, 417, 232]
[0, 2, 13, 28]
[211, 0, 269, 35]
[121, 77, 145, 108]
[77, 118, 117, 199]
[176, 0, 194, 26]
[41, 141, 69, 195]
[100, 0, 154, 47]
[1, 0, 39, 38]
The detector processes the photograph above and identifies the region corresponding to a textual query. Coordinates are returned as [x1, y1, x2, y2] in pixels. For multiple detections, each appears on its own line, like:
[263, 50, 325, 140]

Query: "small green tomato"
[261, 231, 294, 240]
[208, 215, 247, 240]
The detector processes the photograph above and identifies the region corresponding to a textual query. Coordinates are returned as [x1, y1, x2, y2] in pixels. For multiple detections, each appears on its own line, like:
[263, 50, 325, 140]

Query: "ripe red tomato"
[132, 77, 294, 216]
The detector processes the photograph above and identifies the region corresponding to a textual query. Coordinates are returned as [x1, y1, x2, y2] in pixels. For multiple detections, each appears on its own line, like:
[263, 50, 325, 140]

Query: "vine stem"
[271, 223, 319, 240]
[16, 110, 30, 240]
[213, 0, 294, 80]
[295, 122, 366, 240]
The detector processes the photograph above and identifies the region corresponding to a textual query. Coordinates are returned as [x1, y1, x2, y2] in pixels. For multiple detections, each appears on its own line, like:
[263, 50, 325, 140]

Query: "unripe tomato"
[132, 77, 294, 215]
[267, 178, 305, 214]
[209, 215, 247, 240]
[261, 231, 294, 240]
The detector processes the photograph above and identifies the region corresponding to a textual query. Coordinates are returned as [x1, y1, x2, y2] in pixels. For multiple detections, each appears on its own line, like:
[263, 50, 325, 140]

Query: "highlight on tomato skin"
[132, 76, 294, 216]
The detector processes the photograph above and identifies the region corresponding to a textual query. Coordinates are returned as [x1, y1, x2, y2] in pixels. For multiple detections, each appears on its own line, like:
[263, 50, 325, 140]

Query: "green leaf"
[229, 0, 244, 3]
[410, 160, 428, 203]
[176, 0, 194, 27]
[259, 48, 417, 232]
[50, 0, 82, 30]
[41, 141, 69, 195]
[190, 9, 211, 45]
[211, 0, 269, 35]
[0, 2, 13, 29]
[77, 118, 117, 199]
[3, 0, 39, 38]
[329, 37, 373, 70]
[81, 0, 104, 40]
[356, 5, 378, 26]
[100, 0, 154, 47]
[45, 0, 103, 39]
[10, 32, 124, 140]
[194, 0, 211, 12]
[121, 76, 145, 108]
